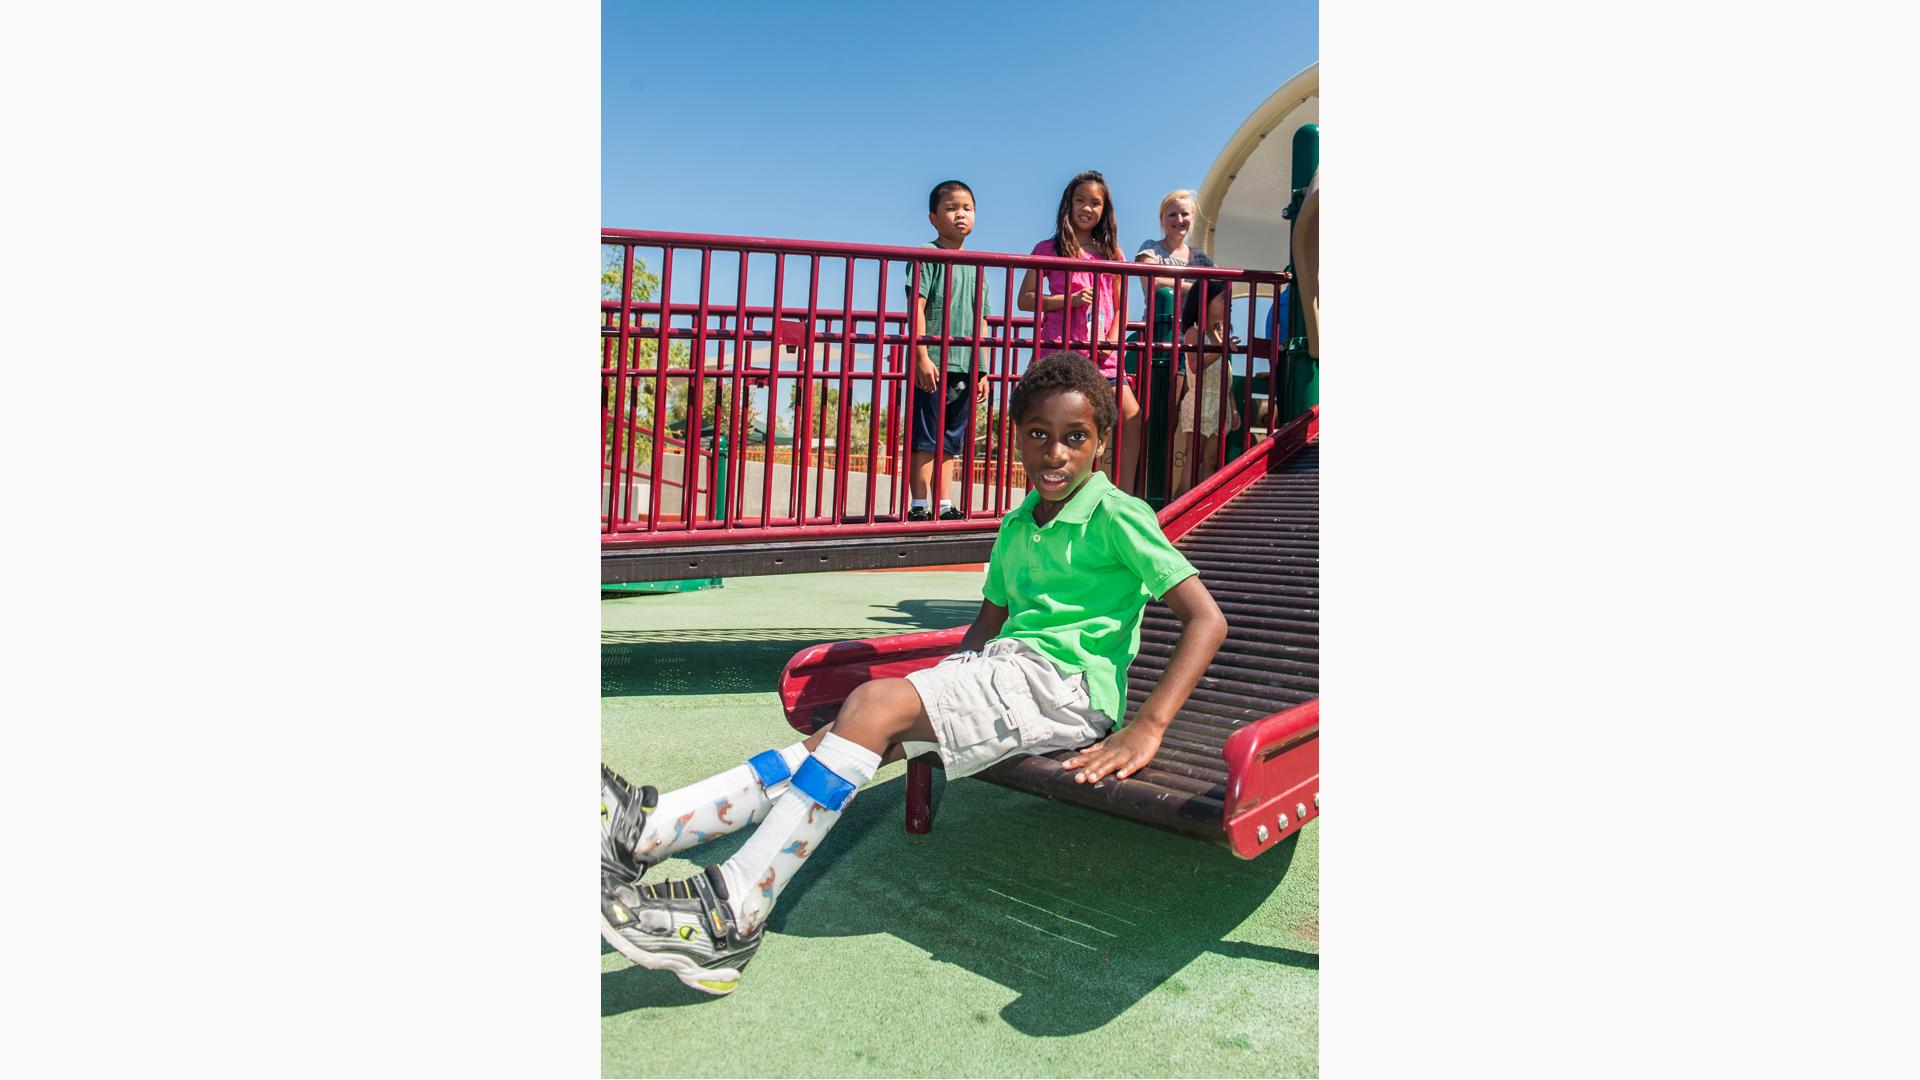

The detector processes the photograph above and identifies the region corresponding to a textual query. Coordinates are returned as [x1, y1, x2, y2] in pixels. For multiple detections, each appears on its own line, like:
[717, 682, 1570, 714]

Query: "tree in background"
[785, 384, 884, 460]
[603, 247, 747, 482]
[848, 401, 872, 457]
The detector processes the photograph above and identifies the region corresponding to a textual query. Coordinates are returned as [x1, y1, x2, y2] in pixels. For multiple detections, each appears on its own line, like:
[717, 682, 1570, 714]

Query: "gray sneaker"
[600, 764, 657, 882]
[600, 865, 763, 996]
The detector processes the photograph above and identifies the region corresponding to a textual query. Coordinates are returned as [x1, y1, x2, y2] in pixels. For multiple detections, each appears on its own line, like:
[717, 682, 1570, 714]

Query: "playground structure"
[602, 236, 1299, 583]
[602, 62, 1317, 589]
[1200, 63, 1319, 274]
[602, 71, 1319, 859]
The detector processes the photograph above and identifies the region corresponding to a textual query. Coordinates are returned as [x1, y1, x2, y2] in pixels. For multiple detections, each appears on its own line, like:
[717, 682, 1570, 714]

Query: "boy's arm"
[909, 290, 938, 392]
[955, 600, 1010, 654]
[1061, 575, 1226, 784]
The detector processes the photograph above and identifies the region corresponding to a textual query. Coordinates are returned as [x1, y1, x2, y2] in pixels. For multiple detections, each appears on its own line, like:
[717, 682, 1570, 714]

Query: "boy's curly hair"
[1010, 351, 1117, 435]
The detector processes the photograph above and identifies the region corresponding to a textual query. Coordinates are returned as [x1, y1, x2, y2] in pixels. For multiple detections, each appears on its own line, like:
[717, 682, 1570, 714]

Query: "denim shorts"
[910, 370, 972, 456]
[901, 639, 1112, 779]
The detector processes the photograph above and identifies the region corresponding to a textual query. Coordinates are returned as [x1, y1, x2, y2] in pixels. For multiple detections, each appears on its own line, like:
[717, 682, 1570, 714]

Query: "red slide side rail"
[1222, 700, 1319, 858]
[1160, 404, 1317, 544]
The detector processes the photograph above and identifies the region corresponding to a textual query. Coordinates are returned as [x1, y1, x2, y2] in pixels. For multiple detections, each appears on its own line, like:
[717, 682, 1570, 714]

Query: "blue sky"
[603, 0, 1318, 263]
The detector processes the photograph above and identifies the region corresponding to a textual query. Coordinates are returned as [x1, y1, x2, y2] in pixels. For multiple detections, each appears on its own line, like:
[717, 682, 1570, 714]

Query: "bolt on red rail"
[602, 229, 1293, 547]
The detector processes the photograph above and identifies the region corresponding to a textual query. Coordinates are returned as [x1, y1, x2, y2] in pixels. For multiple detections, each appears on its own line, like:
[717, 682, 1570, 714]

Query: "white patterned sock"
[630, 742, 808, 862]
[719, 732, 881, 934]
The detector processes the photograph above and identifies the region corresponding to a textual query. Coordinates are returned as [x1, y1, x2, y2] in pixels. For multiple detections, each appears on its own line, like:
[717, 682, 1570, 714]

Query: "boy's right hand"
[915, 354, 938, 392]
[1062, 720, 1167, 785]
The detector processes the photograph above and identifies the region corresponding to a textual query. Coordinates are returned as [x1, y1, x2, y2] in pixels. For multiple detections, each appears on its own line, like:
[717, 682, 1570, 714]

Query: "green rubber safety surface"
[603, 571, 1318, 1078]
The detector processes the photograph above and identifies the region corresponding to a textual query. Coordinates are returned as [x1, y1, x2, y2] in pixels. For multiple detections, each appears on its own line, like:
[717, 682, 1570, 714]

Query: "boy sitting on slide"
[600, 351, 1228, 995]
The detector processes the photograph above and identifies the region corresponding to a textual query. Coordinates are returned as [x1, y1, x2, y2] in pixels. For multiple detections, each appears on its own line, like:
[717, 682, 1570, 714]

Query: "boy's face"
[1017, 389, 1107, 501]
[929, 190, 975, 243]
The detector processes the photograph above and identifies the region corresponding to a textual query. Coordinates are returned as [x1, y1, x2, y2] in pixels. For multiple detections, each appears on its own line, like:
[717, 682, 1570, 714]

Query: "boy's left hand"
[1062, 721, 1166, 784]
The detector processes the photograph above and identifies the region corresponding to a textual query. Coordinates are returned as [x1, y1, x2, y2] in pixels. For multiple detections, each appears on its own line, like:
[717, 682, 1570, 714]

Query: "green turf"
[603, 572, 1318, 1078]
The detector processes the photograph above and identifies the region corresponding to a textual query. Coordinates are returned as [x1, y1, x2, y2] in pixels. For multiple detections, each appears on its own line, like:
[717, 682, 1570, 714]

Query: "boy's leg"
[938, 372, 970, 517]
[938, 457, 960, 515]
[720, 679, 930, 931]
[909, 451, 934, 504]
[803, 722, 912, 765]
[602, 742, 811, 880]
[908, 382, 939, 515]
[600, 678, 932, 994]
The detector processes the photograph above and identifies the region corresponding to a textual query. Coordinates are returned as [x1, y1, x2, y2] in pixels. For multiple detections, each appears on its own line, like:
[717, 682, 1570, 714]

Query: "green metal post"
[1146, 286, 1176, 507]
[1279, 123, 1319, 424]
[712, 433, 729, 523]
[1122, 287, 1180, 508]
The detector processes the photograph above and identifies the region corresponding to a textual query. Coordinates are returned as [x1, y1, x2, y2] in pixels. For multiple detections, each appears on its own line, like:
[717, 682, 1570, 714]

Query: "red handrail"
[602, 229, 1294, 544]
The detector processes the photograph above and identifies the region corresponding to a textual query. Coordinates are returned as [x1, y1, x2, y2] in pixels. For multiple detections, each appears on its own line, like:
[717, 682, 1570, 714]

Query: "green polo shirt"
[982, 471, 1198, 726]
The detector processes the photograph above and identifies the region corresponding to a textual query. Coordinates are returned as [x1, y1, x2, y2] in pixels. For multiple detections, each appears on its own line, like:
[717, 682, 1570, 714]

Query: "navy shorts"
[911, 370, 973, 456]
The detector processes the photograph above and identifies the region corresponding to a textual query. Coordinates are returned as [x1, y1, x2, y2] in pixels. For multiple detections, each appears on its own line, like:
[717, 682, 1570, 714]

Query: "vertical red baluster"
[834, 256, 855, 523]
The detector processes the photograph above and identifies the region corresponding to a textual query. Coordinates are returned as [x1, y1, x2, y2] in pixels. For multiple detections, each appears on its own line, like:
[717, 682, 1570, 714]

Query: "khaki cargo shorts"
[901, 638, 1112, 779]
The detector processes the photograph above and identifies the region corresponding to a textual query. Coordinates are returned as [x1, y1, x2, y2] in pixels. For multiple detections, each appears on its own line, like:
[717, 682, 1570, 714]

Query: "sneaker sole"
[598, 911, 744, 996]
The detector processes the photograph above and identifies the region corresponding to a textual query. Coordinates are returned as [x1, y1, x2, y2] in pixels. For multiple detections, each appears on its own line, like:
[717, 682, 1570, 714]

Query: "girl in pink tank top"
[1017, 170, 1145, 493]
[1018, 171, 1124, 375]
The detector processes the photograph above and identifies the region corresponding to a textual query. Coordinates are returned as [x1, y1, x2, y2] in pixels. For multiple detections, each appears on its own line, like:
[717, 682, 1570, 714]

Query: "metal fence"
[602, 229, 1294, 546]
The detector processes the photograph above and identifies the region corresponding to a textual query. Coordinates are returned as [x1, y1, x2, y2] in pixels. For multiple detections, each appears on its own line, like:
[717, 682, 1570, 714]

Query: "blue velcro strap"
[746, 749, 792, 789]
[790, 757, 856, 812]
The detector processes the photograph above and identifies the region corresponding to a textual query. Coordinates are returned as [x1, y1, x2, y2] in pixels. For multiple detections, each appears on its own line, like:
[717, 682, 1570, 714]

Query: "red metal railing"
[602, 229, 1292, 546]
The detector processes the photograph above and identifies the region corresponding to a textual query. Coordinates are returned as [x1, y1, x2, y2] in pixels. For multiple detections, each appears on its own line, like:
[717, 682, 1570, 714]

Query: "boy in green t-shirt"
[600, 352, 1228, 996]
[907, 179, 990, 521]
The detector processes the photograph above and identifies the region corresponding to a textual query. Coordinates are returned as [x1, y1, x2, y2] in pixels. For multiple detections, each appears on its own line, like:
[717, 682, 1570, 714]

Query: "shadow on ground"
[866, 598, 980, 629]
[603, 630, 876, 697]
[602, 598, 978, 698]
[602, 771, 1313, 1035]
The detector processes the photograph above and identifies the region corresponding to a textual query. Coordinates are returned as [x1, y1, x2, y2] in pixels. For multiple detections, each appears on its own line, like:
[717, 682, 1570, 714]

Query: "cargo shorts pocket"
[987, 662, 1049, 744]
[925, 663, 1018, 749]
[1061, 671, 1091, 711]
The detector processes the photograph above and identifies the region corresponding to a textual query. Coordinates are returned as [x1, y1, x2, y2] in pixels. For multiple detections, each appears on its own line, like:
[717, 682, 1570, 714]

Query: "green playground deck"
[602, 571, 1318, 1079]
